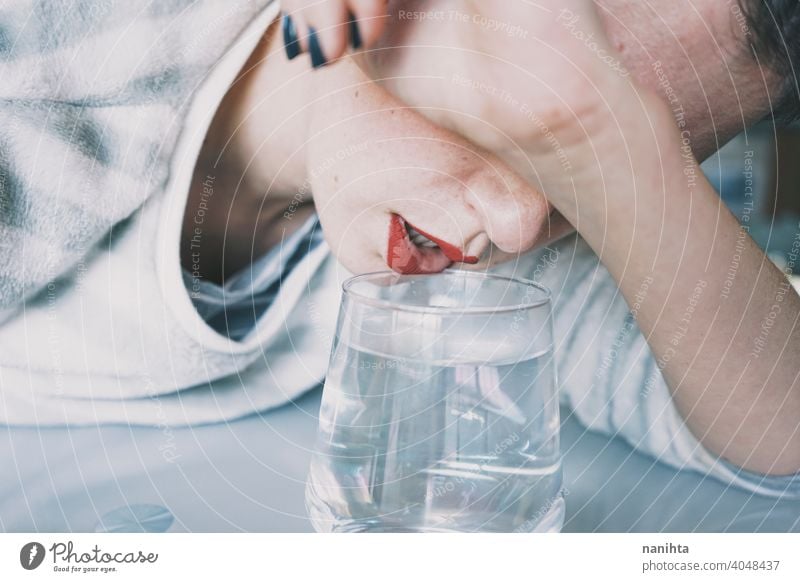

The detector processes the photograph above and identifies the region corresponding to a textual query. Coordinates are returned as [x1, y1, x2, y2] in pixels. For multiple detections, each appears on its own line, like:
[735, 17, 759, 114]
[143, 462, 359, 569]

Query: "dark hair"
[740, 0, 800, 121]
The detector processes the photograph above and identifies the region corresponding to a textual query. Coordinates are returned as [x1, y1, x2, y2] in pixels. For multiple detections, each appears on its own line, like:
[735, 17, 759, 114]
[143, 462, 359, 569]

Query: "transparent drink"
[306, 271, 563, 532]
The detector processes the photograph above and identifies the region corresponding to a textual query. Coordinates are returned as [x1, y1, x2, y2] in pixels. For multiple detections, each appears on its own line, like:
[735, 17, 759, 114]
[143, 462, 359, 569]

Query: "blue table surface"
[1, 389, 798, 533]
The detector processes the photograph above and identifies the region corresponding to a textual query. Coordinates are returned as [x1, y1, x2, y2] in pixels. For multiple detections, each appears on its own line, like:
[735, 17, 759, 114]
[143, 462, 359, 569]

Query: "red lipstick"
[387, 214, 478, 275]
[406, 223, 479, 264]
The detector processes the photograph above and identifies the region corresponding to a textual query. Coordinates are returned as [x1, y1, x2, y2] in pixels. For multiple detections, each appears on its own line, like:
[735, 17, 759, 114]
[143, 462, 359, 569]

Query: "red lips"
[387, 214, 479, 275]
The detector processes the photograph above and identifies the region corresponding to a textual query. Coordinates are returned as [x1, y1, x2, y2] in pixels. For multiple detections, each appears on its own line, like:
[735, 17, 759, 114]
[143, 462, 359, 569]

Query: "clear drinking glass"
[306, 270, 563, 532]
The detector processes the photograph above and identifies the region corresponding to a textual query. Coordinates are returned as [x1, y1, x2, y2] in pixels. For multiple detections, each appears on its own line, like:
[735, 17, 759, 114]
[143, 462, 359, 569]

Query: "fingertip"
[348, 14, 363, 49]
[285, 12, 310, 55]
[353, 16, 387, 47]
[281, 13, 301, 60]
[286, 3, 351, 68]
[314, 25, 349, 66]
[348, 0, 390, 47]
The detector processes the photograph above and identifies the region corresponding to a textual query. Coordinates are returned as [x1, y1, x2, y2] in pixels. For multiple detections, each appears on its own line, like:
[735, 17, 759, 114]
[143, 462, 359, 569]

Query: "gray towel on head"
[0, 0, 273, 313]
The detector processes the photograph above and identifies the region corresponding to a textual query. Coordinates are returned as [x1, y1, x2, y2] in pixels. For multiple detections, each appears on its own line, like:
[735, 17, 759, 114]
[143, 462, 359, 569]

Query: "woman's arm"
[553, 97, 800, 476]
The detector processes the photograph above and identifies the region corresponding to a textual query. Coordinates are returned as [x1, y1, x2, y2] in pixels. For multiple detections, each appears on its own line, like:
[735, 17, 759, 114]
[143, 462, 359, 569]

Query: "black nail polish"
[282, 13, 300, 60]
[349, 13, 362, 49]
[308, 27, 327, 68]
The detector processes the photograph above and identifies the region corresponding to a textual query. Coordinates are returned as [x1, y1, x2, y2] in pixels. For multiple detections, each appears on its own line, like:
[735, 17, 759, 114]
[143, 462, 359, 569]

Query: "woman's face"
[228, 16, 573, 276]
[305, 61, 568, 275]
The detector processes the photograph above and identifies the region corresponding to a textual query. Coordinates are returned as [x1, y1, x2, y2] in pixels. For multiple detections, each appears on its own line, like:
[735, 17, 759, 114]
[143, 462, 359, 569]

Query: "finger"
[281, 12, 302, 60]
[347, 0, 390, 47]
[298, 2, 350, 67]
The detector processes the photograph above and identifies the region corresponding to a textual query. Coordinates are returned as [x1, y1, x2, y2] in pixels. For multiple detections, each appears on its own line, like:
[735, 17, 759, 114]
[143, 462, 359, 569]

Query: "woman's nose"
[462, 166, 549, 255]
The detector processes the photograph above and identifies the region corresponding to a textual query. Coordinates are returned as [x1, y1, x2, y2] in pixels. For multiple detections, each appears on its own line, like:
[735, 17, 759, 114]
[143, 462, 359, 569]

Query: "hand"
[305, 59, 553, 274]
[280, 0, 390, 67]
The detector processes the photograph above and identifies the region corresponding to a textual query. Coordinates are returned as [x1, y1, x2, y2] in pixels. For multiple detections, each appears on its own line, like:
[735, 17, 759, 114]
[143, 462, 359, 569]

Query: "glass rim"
[341, 270, 551, 315]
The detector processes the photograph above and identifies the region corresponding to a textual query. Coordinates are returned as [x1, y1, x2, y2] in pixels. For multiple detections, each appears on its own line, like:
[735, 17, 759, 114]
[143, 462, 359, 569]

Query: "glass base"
[316, 497, 566, 533]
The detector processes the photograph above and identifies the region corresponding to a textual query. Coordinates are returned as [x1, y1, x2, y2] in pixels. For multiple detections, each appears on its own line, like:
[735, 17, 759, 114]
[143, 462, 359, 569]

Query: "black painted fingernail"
[282, 13, 300, 60]
[308, 26, 327, 68]
[349, 13, 362, 49]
